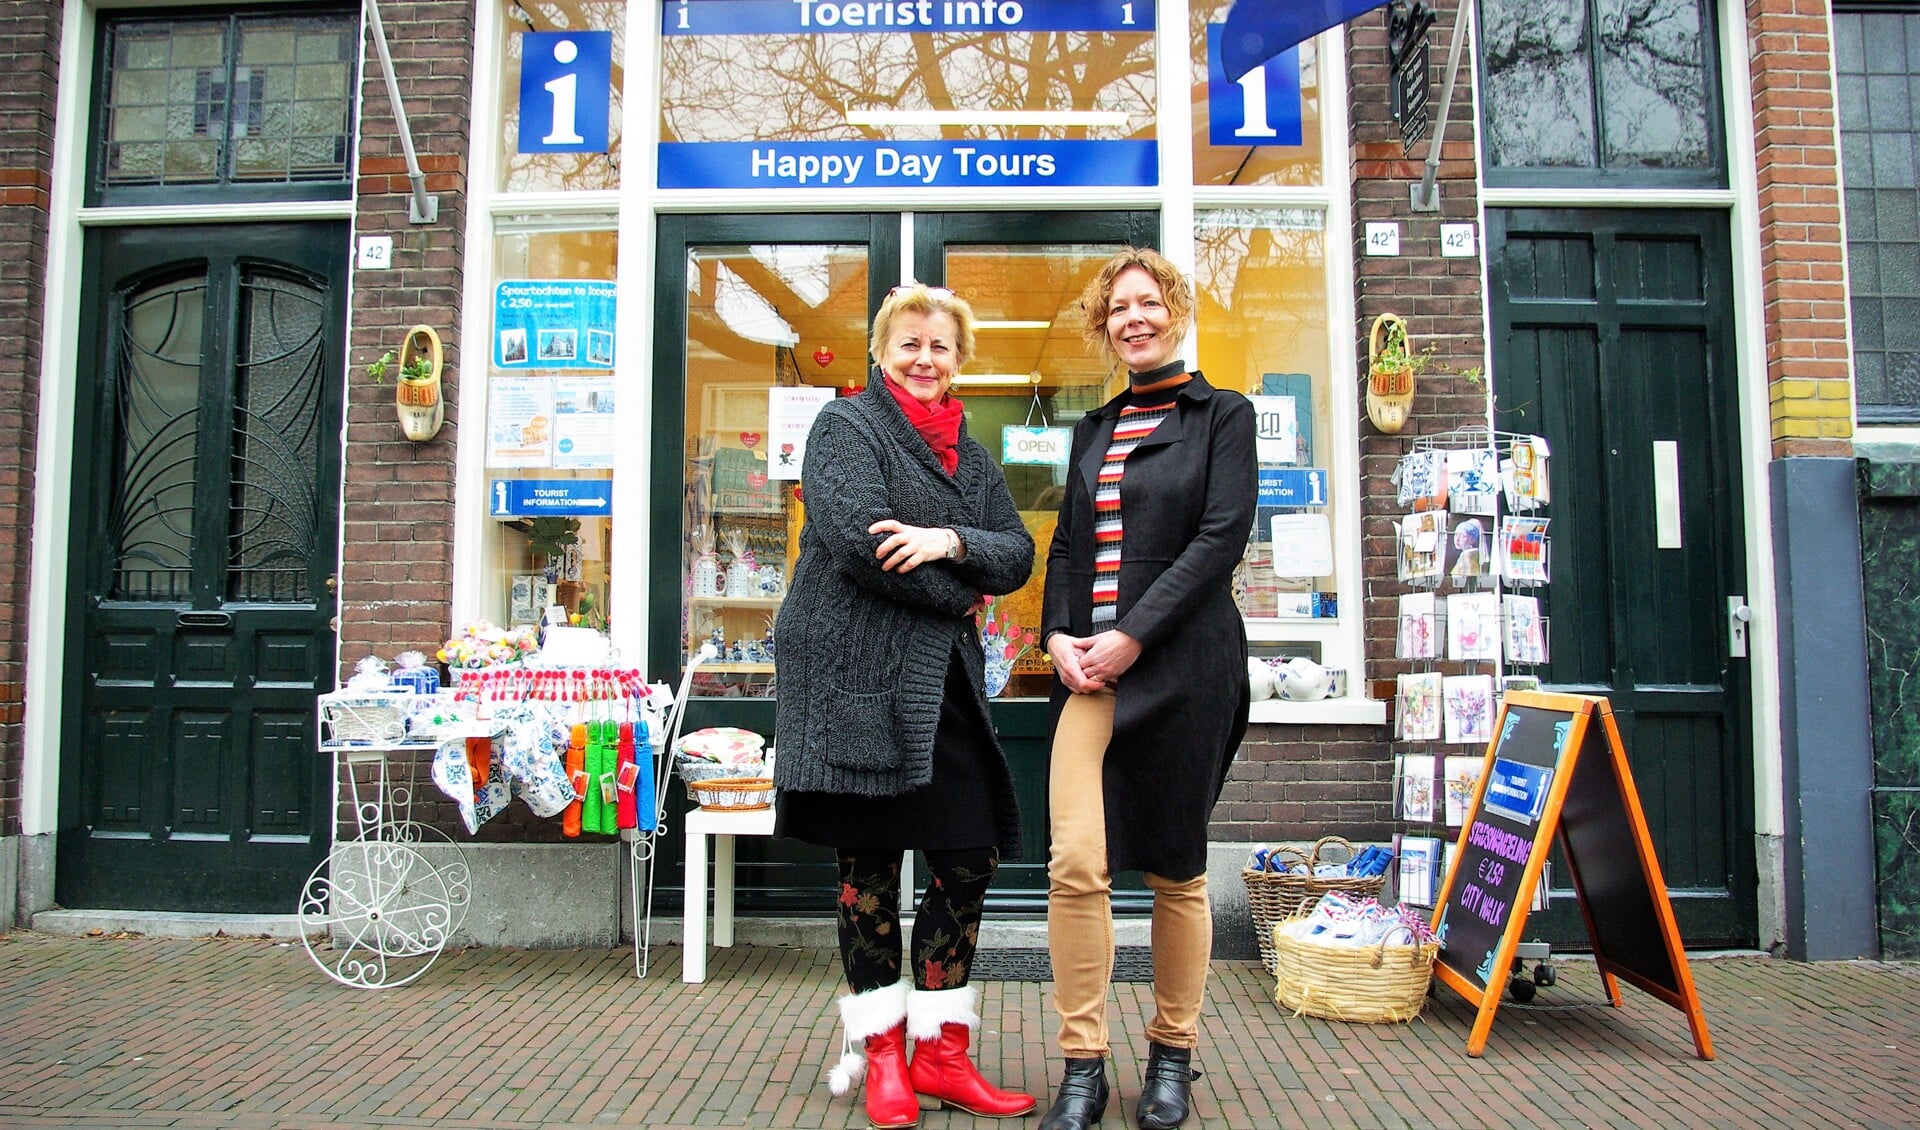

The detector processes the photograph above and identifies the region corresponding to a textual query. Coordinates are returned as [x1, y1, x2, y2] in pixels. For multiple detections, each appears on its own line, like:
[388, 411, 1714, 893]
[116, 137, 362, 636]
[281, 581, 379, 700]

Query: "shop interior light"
[953, 373, 1043, 386]
[844, 109, 1131, 128]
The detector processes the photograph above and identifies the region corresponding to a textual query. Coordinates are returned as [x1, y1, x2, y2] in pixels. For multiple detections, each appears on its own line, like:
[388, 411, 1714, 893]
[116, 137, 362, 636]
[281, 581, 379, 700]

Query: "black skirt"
[776, 644, 1000, 852]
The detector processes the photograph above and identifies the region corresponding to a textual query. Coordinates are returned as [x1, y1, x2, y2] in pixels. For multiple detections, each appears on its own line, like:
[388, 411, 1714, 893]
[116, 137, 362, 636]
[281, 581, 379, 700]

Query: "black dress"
[775, 639, 1000, 852]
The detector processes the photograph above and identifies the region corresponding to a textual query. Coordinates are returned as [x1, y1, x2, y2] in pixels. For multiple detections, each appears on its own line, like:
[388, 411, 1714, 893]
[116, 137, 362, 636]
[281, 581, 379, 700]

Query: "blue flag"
[1221, 0, 1391, 81]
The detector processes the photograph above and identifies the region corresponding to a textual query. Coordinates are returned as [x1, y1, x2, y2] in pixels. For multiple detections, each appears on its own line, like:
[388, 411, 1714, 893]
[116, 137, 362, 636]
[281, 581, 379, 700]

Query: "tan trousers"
[1047, 688, 1212, 1055]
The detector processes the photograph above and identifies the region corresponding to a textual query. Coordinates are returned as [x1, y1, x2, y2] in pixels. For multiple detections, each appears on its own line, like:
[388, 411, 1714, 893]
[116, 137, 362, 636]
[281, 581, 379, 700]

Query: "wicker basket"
[676, 757, 763, 786]
[687, 776, 777, 811]
[1271, 917, 1436, 1023]
[1243, 836, 1388, 975]
[319, 690, 414, 746]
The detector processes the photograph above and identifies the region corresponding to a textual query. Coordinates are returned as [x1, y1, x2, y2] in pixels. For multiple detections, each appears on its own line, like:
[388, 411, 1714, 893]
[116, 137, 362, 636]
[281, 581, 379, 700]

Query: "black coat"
[1041, 373, 1258, 880]
[775, 376, 1035, 856]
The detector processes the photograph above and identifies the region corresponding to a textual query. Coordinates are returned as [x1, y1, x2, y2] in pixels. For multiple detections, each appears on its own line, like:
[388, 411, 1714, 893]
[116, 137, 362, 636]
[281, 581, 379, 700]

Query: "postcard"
[1444, 674, 1496, 745]
[1446, 448, 1499, 515]
[1447, 593, 1501, 662]
[1398, 593, 1438, 659]
[1399, 510, 1449, 583]
[1498, 516, 1551, 584]
[1443, 755, 1483, 827]
[1505, 594, 1548, 665]
[1398, 672, 1443, 742]
[1399, 753, 1437, 823]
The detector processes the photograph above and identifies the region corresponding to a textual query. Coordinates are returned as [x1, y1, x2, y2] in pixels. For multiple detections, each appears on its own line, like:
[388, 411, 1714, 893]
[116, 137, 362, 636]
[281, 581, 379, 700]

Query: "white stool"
[681, 805, 776, 982]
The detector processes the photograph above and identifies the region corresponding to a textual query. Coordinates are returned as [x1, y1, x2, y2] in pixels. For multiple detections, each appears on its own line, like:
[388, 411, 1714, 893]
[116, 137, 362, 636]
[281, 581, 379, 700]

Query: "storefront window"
[485, 225, 618, 630]
[1190, 0, 1323, 187]
[941, 242, 1125, 698]
[495, 0, 625, 192]
[1192, 209, 1339, 640]
[661, 30, 1154, 144]
[679, 244, 872, 696]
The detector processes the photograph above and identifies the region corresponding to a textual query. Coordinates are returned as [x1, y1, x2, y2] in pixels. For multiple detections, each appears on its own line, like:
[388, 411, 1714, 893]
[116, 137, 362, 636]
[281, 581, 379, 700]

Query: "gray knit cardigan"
[773, 377, 1035, 841]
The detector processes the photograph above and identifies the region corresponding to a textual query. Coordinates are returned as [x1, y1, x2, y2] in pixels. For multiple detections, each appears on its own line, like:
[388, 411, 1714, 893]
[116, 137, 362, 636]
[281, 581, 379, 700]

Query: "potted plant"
[526, 515, 582, 611]
[1365, 312, 1433, 434]
[368, 324, 446, 441]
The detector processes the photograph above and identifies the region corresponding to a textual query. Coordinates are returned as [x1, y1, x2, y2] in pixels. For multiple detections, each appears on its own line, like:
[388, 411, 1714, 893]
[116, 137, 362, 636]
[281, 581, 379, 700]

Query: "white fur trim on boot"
[906, 984, 981, 1041]
[826, 981, 908, 1096]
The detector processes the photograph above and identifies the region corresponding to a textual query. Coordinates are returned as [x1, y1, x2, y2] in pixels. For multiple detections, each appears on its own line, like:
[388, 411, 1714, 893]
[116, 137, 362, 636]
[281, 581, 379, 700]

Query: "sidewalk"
[0, 930, 1915, 1129]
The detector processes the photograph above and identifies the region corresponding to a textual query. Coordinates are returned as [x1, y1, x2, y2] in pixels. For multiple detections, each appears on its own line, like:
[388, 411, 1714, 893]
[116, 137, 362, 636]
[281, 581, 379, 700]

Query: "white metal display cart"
[303, 694, 490, 989]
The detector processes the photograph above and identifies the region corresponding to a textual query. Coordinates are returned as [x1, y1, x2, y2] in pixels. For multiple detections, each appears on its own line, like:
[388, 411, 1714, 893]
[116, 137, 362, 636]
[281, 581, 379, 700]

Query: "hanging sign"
[494, 280, 617, 370]
[1385, 1, 1436, 157]
[663, 0, 1154, 35]
[518, 32, 612, 154]
[1431, 690, 1714, 1060]
[1002, 425, 1071, 466]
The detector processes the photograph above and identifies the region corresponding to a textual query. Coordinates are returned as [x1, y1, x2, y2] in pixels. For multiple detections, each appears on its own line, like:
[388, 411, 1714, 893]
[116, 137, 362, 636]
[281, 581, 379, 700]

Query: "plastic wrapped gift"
[675, 726, 766, 765]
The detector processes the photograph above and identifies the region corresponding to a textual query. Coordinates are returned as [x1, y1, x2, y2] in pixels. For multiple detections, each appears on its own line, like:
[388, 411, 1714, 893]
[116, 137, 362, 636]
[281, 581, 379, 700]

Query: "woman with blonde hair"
[1037, 248, 1256, 1130]
[775, 283, 1037, 1129]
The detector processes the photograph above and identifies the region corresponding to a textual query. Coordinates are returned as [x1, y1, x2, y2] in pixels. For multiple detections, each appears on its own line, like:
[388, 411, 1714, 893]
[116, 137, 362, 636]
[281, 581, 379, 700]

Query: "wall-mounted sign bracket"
[1410, 0, 1471, 213]
[366, 0, 439, 224]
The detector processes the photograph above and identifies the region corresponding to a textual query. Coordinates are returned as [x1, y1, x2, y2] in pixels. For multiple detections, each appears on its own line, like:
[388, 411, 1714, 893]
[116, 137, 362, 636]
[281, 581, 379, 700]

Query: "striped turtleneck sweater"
[1091, 360, 1192, 631]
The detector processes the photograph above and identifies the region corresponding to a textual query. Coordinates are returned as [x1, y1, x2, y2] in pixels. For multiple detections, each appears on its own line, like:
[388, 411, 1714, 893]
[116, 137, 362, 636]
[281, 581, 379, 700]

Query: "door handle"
[1727, 596, 1750, 658]
[177, 611, 232, 628]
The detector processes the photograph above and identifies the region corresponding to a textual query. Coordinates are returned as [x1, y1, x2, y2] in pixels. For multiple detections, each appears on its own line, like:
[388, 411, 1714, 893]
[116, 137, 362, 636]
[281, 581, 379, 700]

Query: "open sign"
[1002, 425, 1070, 466]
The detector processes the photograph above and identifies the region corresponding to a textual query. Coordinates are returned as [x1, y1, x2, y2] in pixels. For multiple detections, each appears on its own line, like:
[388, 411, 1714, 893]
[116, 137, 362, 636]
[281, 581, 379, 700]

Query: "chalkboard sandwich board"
[1430, 689, 1713, 1060]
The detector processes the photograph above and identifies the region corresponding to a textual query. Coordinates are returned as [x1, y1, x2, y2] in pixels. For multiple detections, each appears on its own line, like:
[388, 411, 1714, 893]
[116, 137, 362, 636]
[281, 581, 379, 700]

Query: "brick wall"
[1747, 0, 1853, 457]
[341, 6, 475, 678]
[1212, 2, 1487, 848]
[0, 4, 59, 837]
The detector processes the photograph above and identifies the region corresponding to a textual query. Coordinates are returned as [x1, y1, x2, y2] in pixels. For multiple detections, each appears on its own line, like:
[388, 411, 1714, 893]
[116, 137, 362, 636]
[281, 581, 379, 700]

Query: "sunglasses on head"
[887, 283, 957, 300]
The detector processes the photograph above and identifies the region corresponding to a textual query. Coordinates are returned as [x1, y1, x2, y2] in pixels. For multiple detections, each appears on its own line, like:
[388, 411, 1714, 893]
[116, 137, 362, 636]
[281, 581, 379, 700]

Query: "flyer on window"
[551, 376, 615, 469]
[767, 386, 835, 480]
[487, 376, 554, 467]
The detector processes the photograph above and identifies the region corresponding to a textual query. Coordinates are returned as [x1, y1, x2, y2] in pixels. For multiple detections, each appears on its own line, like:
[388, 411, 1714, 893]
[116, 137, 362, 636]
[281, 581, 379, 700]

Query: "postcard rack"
[1388, 425, 1553, 912]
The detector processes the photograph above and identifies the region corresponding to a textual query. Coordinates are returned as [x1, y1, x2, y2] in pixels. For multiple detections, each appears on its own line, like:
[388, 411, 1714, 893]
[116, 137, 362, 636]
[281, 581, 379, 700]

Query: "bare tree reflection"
[1597, 0, 1710, 169]
[662, 32, 1154, 142]
[1481, 0, 1595, 168]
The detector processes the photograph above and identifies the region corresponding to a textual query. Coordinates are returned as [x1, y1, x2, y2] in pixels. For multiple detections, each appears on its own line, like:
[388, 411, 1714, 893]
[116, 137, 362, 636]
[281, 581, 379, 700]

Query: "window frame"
[1476, 0, 1728, 191]
[1835, 0, 1920, 424]
[86, 5, 359, 209]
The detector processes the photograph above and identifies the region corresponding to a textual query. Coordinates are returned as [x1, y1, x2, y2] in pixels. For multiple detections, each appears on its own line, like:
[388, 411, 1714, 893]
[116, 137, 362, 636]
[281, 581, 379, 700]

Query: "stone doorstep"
[28, 909, 1150, 949]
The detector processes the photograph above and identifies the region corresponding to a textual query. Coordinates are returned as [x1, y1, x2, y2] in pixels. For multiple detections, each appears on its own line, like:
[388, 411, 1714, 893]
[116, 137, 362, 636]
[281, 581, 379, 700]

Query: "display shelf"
[689, 595, 783, 608]
[698, 661, 777, 673]
[303, 711, 498, 990]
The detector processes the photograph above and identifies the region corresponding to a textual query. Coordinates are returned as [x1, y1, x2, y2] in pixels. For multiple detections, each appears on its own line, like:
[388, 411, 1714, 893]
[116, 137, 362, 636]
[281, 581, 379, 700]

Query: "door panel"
[917, 211, 1157, 909]
[59, 223, 345, 913]
[1488, 208, 1754, 946]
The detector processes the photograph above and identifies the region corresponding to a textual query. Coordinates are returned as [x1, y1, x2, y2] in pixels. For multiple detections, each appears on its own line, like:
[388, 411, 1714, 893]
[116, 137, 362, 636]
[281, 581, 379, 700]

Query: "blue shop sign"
[663, 0, 1154, 35]
[491, 479, 613, 517]
[658, 139, 1158, 190]
[518, 32, 612, 154]
[494, 280, 617, 370]
[1258, 467, 1329, 508]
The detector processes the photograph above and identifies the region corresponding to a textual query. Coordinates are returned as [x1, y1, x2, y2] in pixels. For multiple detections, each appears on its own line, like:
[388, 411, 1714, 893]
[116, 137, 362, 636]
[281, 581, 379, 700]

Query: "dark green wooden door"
[1487, 208, 1755, 947]
[58, 223, 346, 912]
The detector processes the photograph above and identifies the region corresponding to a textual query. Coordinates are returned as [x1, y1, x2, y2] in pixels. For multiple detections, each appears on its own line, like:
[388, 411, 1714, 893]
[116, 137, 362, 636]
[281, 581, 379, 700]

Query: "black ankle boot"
[1135, 1042, 1200, 1129]
[1037, 1056, 1108, 1130]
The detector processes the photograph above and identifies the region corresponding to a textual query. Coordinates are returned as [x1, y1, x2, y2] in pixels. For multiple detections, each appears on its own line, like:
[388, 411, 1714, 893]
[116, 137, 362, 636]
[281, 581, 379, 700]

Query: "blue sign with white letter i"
[518, 32, 612, 154]
[1206, 23, 1302, 147]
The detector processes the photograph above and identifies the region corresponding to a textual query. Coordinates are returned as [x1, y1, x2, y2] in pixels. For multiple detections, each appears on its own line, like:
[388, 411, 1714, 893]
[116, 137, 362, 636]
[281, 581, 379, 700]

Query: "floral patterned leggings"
[836, 846, 999, 994]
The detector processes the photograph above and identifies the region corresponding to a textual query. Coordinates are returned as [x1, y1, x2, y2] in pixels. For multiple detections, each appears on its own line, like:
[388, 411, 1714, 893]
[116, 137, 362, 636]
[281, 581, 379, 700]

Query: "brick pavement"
[0, 931, 1916, 1128]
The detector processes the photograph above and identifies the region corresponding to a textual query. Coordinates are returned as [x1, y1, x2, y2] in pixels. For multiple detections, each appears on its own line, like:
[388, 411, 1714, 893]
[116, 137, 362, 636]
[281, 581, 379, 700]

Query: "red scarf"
[883, 375, 964, 475]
